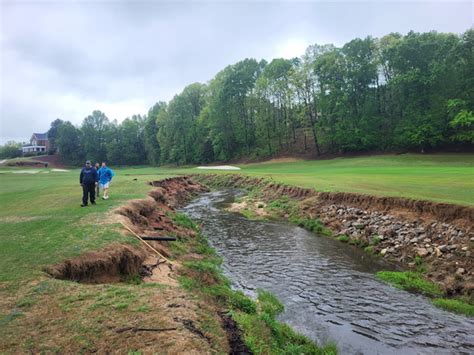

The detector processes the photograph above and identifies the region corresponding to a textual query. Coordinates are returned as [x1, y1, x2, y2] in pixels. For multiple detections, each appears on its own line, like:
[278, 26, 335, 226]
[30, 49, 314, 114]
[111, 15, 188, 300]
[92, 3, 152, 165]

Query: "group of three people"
[79, 161, 114, 207]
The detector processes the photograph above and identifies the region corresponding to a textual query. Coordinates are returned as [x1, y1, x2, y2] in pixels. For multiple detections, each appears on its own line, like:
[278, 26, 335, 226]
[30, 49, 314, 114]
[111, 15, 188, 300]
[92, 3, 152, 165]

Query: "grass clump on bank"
[289, 215, 332, 237]
[376, 271, 443, 297]
[175, 213, 336, 354]
[231, 289, 337, 355]
[377, 270, 474, 317]
[432, 298, 474, 316]
[337, 235, 349, 243]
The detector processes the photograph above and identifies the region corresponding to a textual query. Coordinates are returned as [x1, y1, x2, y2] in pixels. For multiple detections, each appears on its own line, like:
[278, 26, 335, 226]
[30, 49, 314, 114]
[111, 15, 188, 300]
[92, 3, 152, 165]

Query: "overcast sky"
[0, 1, 472, 143]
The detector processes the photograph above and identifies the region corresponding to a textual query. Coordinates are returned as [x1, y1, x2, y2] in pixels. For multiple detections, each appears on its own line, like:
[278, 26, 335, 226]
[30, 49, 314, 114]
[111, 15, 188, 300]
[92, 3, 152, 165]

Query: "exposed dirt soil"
[45, 244, 147, 283]
[220, 312, 251, 355]
[195, 174, 473, 298]
[35, 154, 67, 168]
[46, 177, 208, 286]
[4, 155, 66, 168]
[7, 161, 47, 167]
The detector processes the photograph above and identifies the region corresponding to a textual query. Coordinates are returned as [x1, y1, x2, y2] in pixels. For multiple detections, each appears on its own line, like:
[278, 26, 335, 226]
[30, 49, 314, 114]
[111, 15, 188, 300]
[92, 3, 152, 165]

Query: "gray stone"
[438, 245, 447, 252]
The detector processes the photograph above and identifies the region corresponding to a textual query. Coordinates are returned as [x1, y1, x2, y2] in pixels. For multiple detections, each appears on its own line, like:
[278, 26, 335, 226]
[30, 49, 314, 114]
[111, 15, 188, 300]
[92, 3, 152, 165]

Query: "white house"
[22, 133, 49, 153]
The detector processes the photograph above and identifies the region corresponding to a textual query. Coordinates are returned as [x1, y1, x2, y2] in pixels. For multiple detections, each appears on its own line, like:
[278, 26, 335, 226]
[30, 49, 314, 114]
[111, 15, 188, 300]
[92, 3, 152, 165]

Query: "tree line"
[2, 30, 472, 164]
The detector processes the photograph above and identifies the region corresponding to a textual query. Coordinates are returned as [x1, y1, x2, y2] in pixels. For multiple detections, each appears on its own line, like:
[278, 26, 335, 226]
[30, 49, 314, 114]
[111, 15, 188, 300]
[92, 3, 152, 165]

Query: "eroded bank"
[193, 174, 473, 300]
[38, 176, 332, 354]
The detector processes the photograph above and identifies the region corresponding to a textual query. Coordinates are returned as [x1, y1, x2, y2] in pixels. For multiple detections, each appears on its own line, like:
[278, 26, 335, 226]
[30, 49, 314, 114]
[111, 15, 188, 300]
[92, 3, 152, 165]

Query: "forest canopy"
[8, 29, 471, 165]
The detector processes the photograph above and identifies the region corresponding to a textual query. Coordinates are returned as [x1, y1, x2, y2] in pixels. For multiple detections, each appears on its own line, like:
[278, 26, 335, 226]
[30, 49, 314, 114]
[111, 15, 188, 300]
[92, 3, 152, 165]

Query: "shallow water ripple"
[182, 190, 474, 355]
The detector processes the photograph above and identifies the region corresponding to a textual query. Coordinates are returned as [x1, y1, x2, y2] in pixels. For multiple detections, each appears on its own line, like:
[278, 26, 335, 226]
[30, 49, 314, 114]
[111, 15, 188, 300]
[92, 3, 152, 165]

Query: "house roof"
[32, 133, 48, 140]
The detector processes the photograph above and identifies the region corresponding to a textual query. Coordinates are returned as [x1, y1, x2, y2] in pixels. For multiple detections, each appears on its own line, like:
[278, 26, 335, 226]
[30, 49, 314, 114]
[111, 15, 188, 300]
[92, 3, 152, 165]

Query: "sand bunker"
[12, 170, 40, 174]
[196, 165, 241, 170]
[52, 168, 70, 172]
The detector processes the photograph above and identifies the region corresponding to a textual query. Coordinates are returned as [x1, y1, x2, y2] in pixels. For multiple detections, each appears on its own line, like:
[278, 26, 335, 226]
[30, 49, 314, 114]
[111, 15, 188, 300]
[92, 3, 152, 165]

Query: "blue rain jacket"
[98, 166, 115, 185]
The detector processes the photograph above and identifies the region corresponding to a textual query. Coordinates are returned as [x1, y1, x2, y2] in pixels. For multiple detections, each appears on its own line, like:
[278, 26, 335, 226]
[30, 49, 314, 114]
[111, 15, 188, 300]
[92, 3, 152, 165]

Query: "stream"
[181, 190, 474, 354]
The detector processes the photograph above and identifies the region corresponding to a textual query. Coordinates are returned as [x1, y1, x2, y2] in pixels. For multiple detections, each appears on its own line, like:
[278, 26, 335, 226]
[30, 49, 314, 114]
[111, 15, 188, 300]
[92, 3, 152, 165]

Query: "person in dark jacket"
[80, 160, 98, 207]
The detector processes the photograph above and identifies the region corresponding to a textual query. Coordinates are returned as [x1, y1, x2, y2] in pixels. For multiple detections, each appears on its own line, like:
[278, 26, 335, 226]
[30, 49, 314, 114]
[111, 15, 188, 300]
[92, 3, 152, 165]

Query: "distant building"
[22, 133, 49, 153]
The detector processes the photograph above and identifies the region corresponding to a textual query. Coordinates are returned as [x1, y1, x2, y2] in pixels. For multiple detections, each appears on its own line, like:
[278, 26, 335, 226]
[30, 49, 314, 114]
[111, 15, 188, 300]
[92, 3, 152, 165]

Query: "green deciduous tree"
[81, 110, 110, 162]
[46, 118, 64, 154]
[0, 141, 22, 159]
[57, 121, 83, 164]
[144, 102, 166, 165]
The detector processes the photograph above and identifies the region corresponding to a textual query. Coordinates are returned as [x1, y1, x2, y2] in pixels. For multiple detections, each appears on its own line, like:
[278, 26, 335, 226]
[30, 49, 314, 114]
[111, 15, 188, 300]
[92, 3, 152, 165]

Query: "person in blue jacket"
[97, 161, 115, 200]
[80, 160, 98, 207]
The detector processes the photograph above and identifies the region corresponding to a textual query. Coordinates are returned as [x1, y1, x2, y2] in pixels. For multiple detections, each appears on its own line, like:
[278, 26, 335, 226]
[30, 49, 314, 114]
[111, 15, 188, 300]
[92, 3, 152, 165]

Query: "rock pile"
[312, 204, 473, 295]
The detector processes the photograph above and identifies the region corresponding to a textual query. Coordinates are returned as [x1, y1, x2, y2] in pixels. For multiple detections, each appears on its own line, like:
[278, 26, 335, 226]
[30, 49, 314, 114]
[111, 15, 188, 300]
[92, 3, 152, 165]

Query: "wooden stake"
[120, 222, 175, 265]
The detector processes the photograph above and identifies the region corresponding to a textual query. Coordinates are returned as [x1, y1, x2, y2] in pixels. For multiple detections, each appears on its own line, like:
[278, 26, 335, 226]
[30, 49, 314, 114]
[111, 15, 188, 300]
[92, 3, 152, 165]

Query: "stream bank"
[182, 188, 474, 354]
[193, 174, 473, 306]
[44, 176, 332, 354]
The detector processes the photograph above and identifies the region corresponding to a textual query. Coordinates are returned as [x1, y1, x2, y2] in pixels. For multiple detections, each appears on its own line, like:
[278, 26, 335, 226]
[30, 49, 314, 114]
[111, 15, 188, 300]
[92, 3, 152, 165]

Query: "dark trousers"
[82, 183, 96, 205]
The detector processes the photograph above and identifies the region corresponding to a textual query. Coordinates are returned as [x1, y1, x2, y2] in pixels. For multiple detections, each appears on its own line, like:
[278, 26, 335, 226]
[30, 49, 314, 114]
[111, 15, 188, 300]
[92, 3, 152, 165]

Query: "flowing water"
[181, 190, 474, 355]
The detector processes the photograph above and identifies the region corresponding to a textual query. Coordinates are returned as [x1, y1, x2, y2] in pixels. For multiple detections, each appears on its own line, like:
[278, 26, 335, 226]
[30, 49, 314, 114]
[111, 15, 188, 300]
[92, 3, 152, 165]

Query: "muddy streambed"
[181, 190, 474, 355]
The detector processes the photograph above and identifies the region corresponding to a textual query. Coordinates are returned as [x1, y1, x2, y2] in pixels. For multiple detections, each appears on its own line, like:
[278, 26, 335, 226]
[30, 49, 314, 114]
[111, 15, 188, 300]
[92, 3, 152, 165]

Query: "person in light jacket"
[97, 162, 115, 200]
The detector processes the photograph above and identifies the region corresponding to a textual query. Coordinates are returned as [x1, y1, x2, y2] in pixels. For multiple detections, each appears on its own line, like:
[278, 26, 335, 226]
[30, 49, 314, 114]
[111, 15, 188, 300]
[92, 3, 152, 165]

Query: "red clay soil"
[7, 160, 47, 167]
[6, 155, 67, 168]
[45, 244, 147, 283]
[35, 154, 67, 168]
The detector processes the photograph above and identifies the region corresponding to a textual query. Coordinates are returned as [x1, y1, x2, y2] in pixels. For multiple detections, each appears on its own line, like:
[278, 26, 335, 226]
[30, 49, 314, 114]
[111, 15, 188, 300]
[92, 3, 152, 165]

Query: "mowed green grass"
[0, 167, 175, 283]
[0, 153, 472, 284]
[237, 154, 474, 206]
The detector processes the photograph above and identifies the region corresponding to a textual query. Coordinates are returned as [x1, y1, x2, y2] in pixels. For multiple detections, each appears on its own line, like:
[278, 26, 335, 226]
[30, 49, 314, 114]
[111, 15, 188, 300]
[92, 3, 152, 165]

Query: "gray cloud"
[1, 0, 472, 143]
